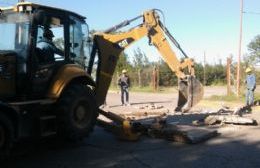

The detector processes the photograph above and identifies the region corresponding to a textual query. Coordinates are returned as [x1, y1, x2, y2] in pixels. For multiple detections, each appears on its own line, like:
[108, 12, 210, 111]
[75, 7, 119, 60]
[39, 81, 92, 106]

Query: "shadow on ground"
[2, 113, 260, 168]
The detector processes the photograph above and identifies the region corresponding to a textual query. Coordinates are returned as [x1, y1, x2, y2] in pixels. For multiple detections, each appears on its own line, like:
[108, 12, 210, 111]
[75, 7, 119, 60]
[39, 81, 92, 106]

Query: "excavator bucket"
[175, 76, 204, 112]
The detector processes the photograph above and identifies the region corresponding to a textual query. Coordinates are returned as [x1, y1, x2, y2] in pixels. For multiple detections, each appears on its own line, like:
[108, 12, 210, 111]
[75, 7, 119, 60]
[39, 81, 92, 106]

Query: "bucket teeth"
[175, 76, 204, 112]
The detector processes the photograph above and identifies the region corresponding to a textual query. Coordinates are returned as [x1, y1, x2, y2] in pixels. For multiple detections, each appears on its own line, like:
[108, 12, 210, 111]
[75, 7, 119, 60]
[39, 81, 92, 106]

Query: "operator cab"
[0, 2, 91, 100]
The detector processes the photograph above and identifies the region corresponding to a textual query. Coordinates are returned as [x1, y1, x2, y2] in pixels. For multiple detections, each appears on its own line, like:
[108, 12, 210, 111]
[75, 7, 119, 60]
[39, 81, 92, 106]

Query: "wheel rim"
[73, 102, 91, 129]
[0, 125, 5, 148]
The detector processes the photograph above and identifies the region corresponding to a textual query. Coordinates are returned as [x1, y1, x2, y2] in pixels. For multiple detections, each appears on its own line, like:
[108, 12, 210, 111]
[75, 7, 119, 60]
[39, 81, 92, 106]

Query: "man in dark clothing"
[37, 29, 64, 63]
[118, 69, 130, 106]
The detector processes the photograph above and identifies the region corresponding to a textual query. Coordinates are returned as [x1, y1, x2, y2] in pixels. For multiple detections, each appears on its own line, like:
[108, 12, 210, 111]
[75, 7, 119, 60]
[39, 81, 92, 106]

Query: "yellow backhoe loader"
[0, 2, 203, 158]
[90, 9, 204, 112]
[0, 2, 99, 158]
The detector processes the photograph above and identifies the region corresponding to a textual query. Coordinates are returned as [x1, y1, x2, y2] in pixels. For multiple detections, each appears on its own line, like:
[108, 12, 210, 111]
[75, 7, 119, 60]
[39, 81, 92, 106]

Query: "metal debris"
[98, 109, 141, 141]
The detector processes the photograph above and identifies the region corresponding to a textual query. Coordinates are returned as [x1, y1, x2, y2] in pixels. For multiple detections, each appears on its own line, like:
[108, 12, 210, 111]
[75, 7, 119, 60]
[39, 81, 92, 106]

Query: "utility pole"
[236, 0, 243, 97]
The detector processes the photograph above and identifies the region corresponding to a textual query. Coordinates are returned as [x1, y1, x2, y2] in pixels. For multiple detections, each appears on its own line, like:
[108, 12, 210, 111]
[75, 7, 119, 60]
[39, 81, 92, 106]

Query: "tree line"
[112, 47, 226, 87]
[111, 34, 260, 88]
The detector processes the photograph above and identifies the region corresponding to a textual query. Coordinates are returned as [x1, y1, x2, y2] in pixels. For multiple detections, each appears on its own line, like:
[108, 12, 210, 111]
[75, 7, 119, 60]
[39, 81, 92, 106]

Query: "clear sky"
[1, 0, 259, 64]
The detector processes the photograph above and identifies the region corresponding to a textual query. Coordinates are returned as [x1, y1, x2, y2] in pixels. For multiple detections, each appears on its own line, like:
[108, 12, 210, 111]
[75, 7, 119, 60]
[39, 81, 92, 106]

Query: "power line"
[243, 11, 260, 15]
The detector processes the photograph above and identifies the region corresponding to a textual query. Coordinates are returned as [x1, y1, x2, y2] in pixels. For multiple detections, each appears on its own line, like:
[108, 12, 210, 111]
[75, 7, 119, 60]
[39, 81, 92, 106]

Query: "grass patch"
[255, 93, 260, 100]
[207, 94, 243, 102]
[207, 92, 260, 102]
[197, 99, 244, 109]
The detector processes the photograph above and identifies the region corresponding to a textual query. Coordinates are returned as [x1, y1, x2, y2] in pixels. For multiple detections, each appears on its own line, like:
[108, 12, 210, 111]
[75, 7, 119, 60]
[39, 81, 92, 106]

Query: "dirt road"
[2, 86, 260, 168]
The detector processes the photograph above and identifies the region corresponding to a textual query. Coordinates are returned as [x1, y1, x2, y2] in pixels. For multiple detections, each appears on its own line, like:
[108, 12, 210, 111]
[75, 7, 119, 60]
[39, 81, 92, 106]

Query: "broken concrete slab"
[146, 123, 218, 144]
[193, 115, 258, 126]
[208, 115, 257, 125]
[134, 117, 218, 144]
[166, 124, 218, 144]
[98, 111, 218, 144]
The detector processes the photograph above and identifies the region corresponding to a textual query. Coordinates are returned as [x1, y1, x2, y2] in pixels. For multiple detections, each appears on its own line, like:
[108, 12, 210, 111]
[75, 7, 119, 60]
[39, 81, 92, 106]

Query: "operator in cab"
[37, 29, 64, 63]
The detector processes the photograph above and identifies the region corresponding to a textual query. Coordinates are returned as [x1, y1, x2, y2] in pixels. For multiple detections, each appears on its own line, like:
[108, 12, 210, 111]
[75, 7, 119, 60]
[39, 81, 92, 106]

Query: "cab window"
[36, 16, 65, 64]
[69, 17, 90, 68]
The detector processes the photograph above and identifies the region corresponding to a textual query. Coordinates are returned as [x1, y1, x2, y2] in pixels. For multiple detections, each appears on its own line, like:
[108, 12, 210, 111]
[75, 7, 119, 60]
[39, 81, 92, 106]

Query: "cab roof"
[0, 2, 86, 21]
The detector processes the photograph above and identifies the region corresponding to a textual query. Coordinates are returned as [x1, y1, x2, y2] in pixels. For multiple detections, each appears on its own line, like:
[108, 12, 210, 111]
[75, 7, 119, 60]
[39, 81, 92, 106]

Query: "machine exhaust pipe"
[175, 76, 204, 112]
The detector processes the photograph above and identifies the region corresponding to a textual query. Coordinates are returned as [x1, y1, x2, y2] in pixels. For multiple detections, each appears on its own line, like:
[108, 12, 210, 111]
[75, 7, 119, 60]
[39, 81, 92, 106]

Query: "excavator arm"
[89, 9, 203, 112]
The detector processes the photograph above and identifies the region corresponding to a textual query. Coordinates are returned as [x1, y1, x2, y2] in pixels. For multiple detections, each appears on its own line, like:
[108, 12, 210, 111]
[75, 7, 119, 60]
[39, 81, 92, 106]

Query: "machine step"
[39, 115, 57, 137]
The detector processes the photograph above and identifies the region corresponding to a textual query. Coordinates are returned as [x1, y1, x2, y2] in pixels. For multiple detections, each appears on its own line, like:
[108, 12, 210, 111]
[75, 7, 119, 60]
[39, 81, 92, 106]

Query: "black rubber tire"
[56, 84, 98, 141]
[0, 113, 14, 160]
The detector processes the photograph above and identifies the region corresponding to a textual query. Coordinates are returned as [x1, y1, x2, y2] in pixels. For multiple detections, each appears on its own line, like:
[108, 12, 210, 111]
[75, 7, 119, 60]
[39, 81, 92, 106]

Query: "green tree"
[203, 62, 226, 85]
[132, 48, 151, 87]
[116, 52, 132, 73]
[133, 48, 149, 68]
[246, 35, 260, 65]
[158, 60, 178, 86]
[194, 62, 204, 82]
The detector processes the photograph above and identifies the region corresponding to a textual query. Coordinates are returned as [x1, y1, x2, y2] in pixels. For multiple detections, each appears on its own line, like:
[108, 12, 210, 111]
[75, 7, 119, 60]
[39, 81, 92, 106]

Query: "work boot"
[244, 106, 252, 114]
[247, 107, 252, 113]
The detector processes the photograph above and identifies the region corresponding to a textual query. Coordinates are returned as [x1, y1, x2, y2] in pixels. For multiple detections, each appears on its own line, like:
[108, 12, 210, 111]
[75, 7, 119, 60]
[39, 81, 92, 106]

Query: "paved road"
[2, 88, 260, 168]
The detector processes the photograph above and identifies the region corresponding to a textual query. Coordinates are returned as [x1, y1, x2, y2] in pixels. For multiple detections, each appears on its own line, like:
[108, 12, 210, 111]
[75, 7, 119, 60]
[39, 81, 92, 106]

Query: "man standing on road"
[118, 69, 130, 106]
[245, 67, 256, 107]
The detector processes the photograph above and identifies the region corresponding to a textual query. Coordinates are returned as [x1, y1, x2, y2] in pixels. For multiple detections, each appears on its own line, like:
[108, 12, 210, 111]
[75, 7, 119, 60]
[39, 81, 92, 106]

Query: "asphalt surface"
[2, 87, 260, 168]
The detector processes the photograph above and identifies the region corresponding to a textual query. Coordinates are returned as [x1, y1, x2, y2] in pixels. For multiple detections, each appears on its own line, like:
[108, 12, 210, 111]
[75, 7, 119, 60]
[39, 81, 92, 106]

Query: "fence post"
[227, 57, 232, 95]
[152, 66, 159, 91]
[156, 65, 159, 91]
[138, 69, 142, 87]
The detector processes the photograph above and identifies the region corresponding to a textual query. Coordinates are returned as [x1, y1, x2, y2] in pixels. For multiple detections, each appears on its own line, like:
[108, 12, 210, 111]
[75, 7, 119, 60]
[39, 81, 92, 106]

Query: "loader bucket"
[175, 76, 204, 112]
